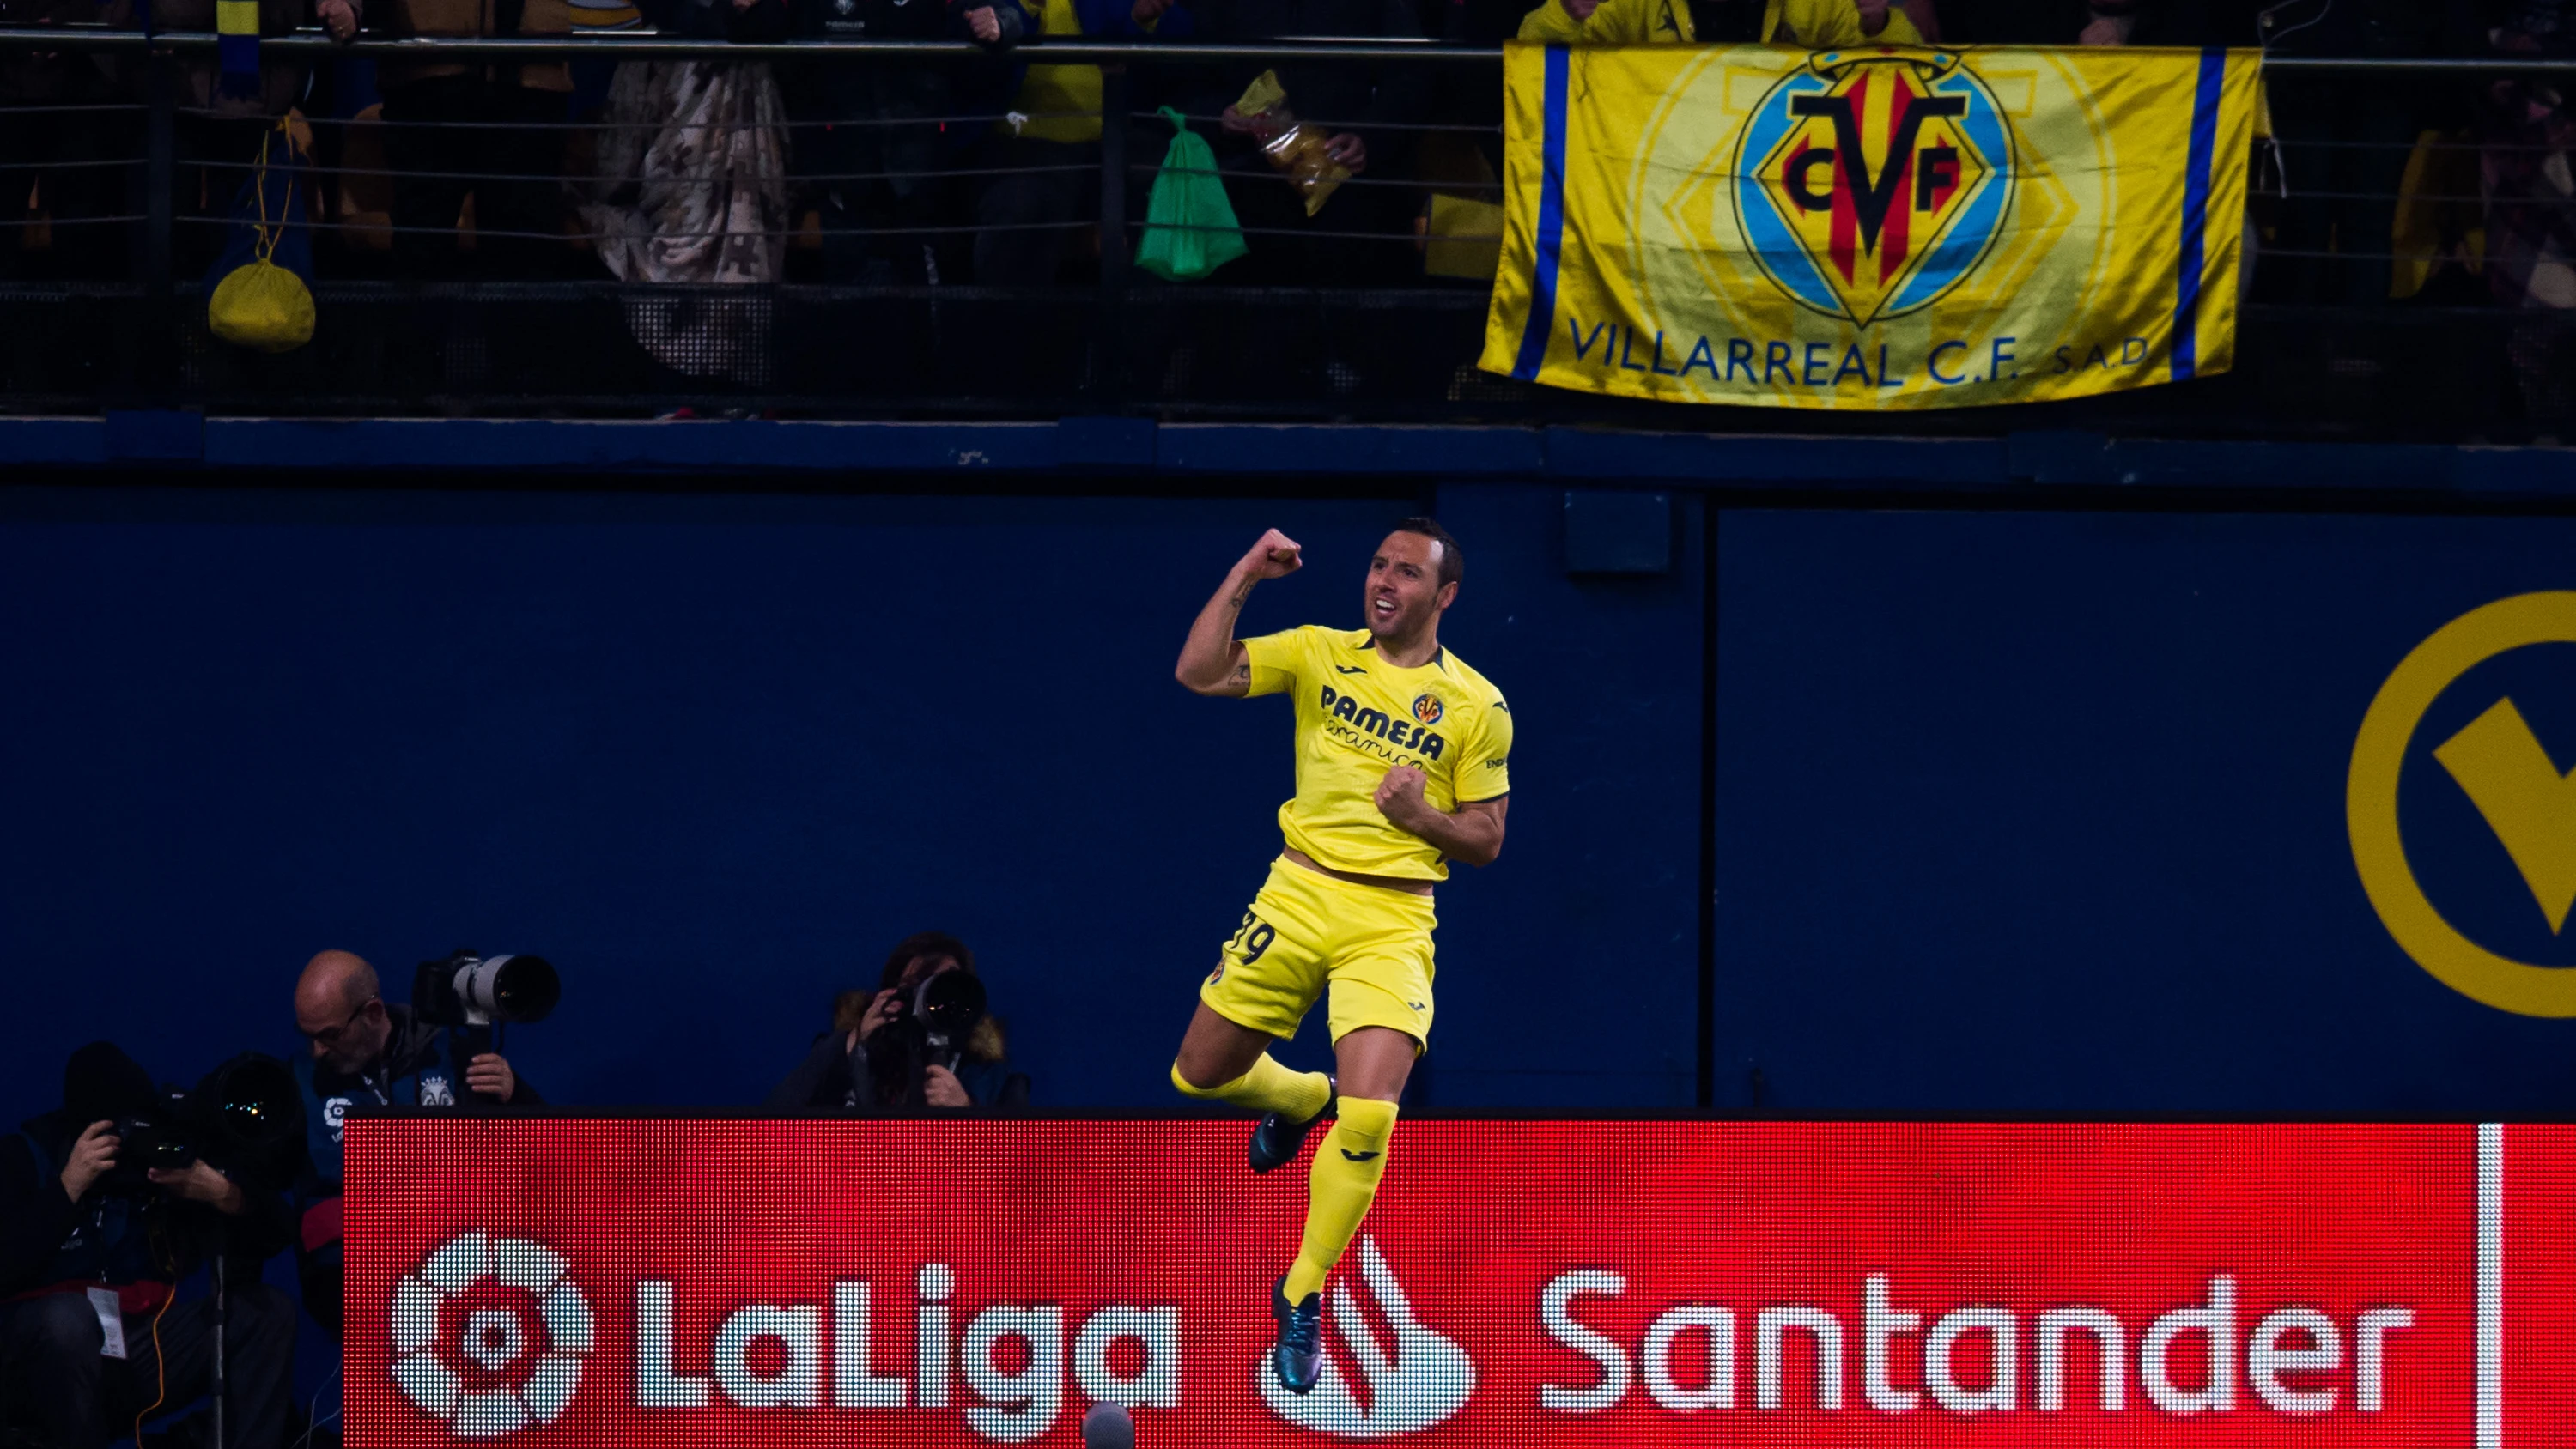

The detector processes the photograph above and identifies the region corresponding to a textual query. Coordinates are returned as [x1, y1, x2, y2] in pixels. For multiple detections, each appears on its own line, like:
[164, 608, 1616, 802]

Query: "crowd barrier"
[2, 31, 2573, 436]
[344, 1113, 2576, 1447]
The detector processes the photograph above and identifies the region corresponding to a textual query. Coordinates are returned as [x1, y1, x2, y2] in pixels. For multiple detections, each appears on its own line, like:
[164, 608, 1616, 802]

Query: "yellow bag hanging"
[210, 120, 317, 354]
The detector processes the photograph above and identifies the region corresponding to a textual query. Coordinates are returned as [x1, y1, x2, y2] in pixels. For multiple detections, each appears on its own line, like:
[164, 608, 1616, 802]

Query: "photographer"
[0, 1044, 295, 1449]
[766, 931, 1028, 1110]
[288, 950, 541, 1337]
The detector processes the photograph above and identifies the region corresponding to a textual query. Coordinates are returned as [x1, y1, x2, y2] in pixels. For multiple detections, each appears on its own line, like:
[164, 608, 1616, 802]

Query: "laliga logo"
[392, 1232, 593, 1438]
[1734, 48, 2015, 327]
[1259, 1239, 1475, 1438]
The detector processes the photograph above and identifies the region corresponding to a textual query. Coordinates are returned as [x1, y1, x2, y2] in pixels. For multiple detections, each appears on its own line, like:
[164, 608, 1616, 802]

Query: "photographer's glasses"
[301, 996, 380, 1049]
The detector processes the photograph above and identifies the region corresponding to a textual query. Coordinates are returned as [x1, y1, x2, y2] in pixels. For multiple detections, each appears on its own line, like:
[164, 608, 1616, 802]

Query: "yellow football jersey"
[1242, 625, 1514, 882]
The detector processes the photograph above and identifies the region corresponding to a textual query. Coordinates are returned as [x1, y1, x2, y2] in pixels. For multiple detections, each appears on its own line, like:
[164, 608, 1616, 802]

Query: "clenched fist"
[1240, 528, 1303, 580]
[1374, 765, 1433, 832]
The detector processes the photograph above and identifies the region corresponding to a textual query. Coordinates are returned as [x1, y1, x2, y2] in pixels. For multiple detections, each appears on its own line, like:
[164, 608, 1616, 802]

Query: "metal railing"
[2, 30, 2572, 434]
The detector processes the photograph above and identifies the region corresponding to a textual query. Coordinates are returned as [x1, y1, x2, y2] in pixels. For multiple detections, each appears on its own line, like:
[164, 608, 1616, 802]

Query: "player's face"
[1364, 532, 1455, 642]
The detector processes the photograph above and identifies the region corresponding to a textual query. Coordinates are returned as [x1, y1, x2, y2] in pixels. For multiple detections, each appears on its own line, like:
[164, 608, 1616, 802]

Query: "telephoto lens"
[414, 952, 562, 1027]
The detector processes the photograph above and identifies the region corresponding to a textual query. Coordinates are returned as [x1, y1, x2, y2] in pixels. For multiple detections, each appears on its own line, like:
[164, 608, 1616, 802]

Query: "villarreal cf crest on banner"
[1479, 43, 2262, 409]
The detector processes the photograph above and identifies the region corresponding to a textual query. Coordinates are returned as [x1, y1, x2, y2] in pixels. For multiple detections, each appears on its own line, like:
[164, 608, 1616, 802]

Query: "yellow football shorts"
[1200, 857, 1437, 1049]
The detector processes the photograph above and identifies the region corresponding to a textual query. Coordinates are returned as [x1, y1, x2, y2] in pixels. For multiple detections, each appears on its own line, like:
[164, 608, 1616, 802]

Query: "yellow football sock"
[1282, 1096, 1398, 1301]
[1170, 1054, 1333, 1122]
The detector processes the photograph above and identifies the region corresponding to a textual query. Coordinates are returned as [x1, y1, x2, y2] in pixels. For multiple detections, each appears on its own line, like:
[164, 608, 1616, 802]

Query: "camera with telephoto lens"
[413, 951, 560, 1029]
[866, 969, 987, 1107]
[414, 951, 559, 1106]
[105, 1054, 304, 1193]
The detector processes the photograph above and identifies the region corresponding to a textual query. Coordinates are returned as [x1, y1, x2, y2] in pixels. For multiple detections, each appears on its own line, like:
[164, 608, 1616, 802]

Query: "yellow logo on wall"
[2348, 592, 2576, 1016]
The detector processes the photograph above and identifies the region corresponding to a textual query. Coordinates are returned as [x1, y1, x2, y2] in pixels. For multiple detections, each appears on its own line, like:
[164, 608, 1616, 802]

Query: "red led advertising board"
[344, 1119, 2576, 1447]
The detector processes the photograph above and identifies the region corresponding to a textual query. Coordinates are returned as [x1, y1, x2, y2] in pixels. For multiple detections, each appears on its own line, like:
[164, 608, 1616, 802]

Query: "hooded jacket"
[1, 1107, 296, 1308]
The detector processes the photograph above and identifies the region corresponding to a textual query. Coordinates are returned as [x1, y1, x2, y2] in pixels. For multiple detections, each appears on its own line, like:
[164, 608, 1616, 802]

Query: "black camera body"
[865, 970, 987, 1107]
[100, 1055, 303, 1194]
[103, 1110, 197, 1190]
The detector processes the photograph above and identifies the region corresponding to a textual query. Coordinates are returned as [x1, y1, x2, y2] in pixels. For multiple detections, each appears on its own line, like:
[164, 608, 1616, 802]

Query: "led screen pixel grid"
[345, 1118, 2576, 1446]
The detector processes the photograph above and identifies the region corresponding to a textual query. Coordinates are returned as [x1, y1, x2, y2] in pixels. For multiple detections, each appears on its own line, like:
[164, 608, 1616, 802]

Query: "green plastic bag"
[1135, 106, 1248, 282]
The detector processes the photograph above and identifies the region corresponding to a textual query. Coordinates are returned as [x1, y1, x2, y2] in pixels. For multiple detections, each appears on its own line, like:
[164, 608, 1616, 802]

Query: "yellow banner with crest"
[1478, 43, 2262, 409]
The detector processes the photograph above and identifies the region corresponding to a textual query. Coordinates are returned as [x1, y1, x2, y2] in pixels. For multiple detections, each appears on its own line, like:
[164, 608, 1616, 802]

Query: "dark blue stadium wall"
[9, 480, 2576, 1125]
[0, 482, 1707, 1119]
[1714, 508, 2576, 1117]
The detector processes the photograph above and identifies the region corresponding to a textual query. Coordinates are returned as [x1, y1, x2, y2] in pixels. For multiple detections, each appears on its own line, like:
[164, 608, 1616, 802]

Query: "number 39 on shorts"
[1208, 911, 1277, 984]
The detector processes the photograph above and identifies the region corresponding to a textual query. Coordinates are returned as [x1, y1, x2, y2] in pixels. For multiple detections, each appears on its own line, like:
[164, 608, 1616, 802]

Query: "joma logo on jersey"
[1321, 684, 1447, 758]
[1735, 49, 2014, 326]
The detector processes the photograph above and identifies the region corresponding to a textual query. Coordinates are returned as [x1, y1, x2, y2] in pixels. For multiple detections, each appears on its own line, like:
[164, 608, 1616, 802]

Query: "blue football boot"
[1272, 1277, 1326, 1396]
[1249, 1080, 1336, 1174]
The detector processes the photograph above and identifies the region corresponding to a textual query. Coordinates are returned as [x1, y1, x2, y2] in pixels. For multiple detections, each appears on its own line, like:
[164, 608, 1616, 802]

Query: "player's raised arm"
[1176, 529, 1303, 696]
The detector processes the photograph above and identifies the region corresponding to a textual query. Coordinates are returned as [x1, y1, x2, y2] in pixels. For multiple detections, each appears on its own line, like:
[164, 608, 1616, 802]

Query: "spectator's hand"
[59, 1121, 117, 1203]
[1323, 132, 1366, 174]
[966, 5, 1002, 40]
[1133, 0, 1174, 21]
[466, 1053, 517, 1103]
[1855, 0, 1890, 32]
[317, 0, 357, 42]
[1219, 103, 1257, 135]
[1373, 763, 1431, 829]
[2076, 10, 2131, 41]
[1558, 0, 1600, 21]
[148, 1160, 246, 1215]
[922, 1064, 972, 1108]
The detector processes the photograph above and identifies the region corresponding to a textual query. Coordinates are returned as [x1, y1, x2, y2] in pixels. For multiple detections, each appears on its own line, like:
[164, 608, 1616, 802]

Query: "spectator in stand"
[47, 0, 357, 276]
[970, 0, 1194, 285]
[1747, 0, 1931, 44]
[373, 0, 580, 276]
[1935, 0, 2105, 40]
[2260, 0, 2480, 308]
[1516, 0, 1692, 41]
[1522, 0, 1935, 42]
[788, 0, 1027, 284]
[2480, 0, 2576, 421]
[0, 0, 138, 280]
[1179, 0, 1426, 286]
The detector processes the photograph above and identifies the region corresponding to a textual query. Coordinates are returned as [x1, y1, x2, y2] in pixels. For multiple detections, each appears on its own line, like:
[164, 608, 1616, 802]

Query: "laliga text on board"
[350, 1120, 2521, 1449]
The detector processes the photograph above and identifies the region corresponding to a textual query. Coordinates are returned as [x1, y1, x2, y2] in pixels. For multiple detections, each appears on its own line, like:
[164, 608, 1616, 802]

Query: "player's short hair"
[1393, 517, 1463, 589]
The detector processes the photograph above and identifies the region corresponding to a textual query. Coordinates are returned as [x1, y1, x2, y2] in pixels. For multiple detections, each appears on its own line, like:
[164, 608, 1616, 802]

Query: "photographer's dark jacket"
[291, 1002, 544, 1200]
[288, 1003, 541, 1336]
[765, 1033, 1020, 1110]
[0, 1110, 294, 1310]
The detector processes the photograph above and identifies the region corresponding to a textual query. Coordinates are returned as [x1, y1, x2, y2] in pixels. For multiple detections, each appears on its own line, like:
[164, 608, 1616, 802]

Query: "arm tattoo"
[1230, 662, 1251, 684]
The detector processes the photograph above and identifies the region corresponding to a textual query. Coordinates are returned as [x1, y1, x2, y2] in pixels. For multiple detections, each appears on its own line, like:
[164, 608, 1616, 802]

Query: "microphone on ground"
[1082, 1402, 1134, 1449]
